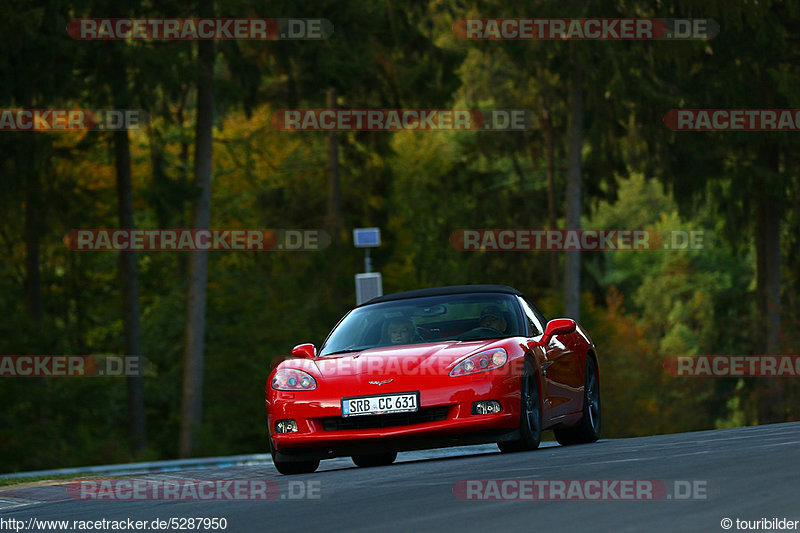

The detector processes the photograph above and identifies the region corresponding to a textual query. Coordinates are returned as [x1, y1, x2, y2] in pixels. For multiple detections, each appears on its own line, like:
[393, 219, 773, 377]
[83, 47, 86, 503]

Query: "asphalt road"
[2, 422, 799, 533]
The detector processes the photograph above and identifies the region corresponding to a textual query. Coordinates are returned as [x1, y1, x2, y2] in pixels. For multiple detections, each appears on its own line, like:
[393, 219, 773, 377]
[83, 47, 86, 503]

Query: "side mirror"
[290, 343, 316, 359]
[538, 318, 577, 346]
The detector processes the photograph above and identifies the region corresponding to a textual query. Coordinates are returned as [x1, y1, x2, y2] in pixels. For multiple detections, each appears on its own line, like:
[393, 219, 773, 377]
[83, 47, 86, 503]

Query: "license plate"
[341, 392, 419, 418]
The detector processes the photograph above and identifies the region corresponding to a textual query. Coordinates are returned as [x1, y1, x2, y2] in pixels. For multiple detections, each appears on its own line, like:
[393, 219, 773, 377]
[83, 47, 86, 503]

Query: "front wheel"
[498, 359, 541, 453]
[352, 452, 397, 468]
[269, 431, 319, 475]
[554, 356, 601, 445]
[272, 457, 320, 475]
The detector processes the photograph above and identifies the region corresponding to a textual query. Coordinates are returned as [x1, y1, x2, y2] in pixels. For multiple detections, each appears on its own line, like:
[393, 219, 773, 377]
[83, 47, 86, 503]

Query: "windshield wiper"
[451, 333, 514, 341]
[321, 348, 367, 356]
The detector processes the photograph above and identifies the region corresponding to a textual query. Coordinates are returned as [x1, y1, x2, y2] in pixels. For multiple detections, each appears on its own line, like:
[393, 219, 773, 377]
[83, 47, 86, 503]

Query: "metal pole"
[365, 248, 372, 273]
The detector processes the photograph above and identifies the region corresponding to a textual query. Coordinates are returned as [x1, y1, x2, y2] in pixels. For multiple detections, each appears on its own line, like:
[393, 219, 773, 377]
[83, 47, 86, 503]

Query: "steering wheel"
[416, 326, 435, 340]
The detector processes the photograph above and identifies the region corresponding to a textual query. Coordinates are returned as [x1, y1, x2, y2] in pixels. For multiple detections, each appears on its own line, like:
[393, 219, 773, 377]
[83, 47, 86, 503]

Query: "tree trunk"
[114, 128, 147, 454]
[107, 35, 148, 455]
[537, 68, 559, 290]
[177, 96, 190, 279]
[563, 61, 584, 320]
[180, 14, 215, 457]
[23, 137, 42, 329]
[324, 87, 348, 308]
[755, 148, 783, 424]
[541, 104, 558, 290]
[325, 87, 342, 241]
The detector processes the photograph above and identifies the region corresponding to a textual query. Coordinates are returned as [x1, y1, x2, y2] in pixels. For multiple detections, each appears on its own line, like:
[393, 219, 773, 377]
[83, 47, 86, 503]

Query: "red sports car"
[265, 285, 601, 474]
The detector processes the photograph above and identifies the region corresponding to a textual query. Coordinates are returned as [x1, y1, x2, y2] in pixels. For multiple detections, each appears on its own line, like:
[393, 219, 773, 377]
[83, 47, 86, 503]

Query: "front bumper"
[267, 376, 519, 461]
[272, 427, 520, 462]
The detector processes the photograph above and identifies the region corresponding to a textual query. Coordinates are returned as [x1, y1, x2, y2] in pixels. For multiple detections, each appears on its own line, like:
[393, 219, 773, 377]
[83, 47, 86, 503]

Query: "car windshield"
[318, 293, 523, 356]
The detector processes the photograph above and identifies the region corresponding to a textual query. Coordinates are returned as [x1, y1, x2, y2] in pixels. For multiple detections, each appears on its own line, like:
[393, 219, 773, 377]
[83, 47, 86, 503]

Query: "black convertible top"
[360, 284, 524, 306]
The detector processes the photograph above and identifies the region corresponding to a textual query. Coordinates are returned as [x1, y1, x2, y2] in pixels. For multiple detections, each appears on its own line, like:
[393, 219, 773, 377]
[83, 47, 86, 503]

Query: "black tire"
[498, 359, 542, 453]
[272, 457, 320, 475]
[352, 451, 397, 468]
[269, 429, 319, 475]
[554, 356, 601, 445]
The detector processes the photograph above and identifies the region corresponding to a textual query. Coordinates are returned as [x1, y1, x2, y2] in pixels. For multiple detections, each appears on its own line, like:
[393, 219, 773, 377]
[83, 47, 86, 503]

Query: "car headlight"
[449, 348, 507, 377]
[272, 369, 317, 390]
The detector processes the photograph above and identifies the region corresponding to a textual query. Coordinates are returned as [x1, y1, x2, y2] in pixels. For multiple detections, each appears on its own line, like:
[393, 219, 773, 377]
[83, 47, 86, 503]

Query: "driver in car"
[479, 305, 507, 333]
[387, 318, 416, 344]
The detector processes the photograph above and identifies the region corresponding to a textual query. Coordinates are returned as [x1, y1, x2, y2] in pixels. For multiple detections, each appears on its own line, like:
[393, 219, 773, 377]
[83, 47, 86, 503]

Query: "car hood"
[287, 339, 506, 379]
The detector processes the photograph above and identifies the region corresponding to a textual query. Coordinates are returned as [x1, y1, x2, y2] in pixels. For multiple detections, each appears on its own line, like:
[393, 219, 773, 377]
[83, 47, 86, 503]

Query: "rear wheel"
[554, 356, 601, 445]
[352, 452, 397, 468]
[498, 359, 541, 453]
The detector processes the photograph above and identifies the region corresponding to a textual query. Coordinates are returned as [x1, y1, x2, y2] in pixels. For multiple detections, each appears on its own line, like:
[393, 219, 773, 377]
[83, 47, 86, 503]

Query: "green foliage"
[0, 0, 799, 471]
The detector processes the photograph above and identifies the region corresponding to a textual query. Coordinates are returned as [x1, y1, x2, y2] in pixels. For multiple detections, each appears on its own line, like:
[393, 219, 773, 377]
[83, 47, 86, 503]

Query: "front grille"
[321, 406, 450, 431]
